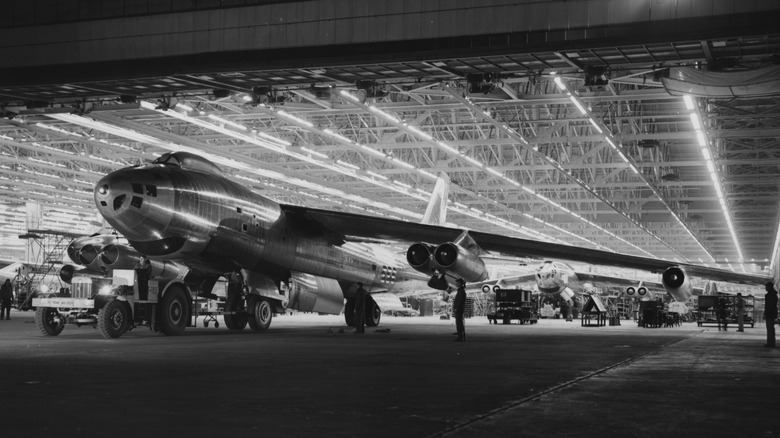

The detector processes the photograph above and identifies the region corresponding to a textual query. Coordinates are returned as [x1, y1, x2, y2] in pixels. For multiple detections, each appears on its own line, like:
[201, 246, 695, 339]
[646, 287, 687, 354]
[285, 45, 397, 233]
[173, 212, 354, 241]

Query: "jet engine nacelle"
[626, 285, 648, 297]
[661, 266, 693, 302]
[406, 242, 489, 283]
[433, 243, 488, 283]
[287, 271, 345, 315]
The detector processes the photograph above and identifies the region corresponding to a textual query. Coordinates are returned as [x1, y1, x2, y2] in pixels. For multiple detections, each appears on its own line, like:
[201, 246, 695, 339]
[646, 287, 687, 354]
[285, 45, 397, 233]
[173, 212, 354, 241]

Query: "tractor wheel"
[35, 307, 64, 336]
[97, 300, 130, 338]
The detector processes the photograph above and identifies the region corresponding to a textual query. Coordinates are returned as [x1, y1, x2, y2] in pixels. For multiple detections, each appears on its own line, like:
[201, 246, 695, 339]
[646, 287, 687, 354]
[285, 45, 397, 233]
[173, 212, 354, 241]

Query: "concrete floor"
[1, 309, 778, 438]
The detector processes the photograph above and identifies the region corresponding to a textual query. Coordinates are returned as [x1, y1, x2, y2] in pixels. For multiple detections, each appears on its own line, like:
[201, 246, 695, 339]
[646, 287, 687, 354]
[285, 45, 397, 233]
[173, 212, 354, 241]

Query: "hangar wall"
[0, 0, 778, 70]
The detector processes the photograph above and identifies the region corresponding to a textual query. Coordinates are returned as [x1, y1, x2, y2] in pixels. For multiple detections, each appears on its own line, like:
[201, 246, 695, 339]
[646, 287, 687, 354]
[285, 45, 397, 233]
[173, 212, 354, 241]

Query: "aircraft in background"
[0, 261, 29, 284]
[89, 151, 772, 334]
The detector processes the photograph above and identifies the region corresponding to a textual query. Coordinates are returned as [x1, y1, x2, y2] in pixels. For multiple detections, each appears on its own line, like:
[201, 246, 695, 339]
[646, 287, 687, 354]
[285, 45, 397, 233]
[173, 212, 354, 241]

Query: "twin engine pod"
[406, 242, 488, 285]
[625, 285, 648, 297]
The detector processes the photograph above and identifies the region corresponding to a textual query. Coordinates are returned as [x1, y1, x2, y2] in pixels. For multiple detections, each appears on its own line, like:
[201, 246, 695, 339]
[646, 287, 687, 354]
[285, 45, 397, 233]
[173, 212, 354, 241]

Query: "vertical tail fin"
[421, 172, 450, 226]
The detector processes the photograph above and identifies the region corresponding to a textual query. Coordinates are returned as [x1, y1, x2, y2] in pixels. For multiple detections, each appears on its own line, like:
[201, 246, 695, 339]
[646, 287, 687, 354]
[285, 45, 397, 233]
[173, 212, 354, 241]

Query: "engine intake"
[406, 243, 435, 272]
[661, 266, 693, 302]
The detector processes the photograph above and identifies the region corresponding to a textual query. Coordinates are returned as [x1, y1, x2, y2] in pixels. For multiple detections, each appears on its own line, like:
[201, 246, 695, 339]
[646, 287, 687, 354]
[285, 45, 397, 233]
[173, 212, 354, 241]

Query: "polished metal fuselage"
[94, 161, 428, 293]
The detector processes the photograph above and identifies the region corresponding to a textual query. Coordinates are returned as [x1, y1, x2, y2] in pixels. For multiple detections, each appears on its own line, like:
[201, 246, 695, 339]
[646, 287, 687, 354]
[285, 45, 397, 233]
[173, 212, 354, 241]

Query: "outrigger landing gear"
[247, 295, 272, 331]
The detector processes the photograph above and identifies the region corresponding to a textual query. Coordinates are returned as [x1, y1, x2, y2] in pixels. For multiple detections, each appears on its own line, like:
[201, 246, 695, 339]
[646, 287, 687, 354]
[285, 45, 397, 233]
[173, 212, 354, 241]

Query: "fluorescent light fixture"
[683, 95, 695, 110]
[589, 118, 603, 133]
[569, 96, 588, 115]
[553, 76, 566, 91]
[300, 147, 328, 159]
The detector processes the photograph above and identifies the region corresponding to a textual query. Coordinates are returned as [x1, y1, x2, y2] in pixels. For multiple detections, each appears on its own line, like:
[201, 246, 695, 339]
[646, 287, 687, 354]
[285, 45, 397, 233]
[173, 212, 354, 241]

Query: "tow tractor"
[31, 276, 198, 338]
[31, 274, 283, 338]
[486, 288, 539, 325]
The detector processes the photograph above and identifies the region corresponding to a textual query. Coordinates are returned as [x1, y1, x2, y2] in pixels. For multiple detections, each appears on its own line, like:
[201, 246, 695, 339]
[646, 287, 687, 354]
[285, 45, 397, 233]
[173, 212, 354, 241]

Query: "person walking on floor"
[735, 292, 745, 332]
[0, 279, 13, 320]
[354, 282, 367, 334]
[453, 278, 466, 342]
[764, 282, 778, 348]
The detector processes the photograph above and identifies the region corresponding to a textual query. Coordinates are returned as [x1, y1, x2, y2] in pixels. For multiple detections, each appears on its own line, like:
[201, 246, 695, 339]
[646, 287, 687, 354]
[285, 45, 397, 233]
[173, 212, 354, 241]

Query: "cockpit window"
[113, 194, 126, 211]
[152, 153, 180, 167]
[132, 183, 143, 194]
[146, 185, 157, 197]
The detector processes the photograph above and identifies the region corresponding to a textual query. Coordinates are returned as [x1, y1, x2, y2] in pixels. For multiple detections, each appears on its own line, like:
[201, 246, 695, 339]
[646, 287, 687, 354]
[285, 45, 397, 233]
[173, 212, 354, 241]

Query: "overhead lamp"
[310, 85, 333, 100]
[584, 67, 609, 87]
[356, 80, 388, 99]
[213, 89, 230, 99]
[466, 73, 498, 95]
[637, 139, 660, 148]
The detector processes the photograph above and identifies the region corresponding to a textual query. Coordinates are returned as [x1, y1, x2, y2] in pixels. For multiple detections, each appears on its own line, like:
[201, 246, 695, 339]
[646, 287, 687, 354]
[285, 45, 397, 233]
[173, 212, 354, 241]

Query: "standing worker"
[134, 256, 152, 300]
[735, 292, 746, 332]
[354, 282, 367, 334]
[0, 279, 12, 320]
[764, 282, 778, 348]
[716, 296, 729, 331]
[453, 278, 466, 342]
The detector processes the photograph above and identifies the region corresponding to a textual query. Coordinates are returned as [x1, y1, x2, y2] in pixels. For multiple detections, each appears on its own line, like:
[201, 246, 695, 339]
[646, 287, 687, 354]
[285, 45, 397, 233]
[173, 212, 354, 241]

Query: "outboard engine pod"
[60, 265, 75, 284]
[626, 286, 636, 296]
[662, 266, 693, 302]
[663, 267, 685, 288]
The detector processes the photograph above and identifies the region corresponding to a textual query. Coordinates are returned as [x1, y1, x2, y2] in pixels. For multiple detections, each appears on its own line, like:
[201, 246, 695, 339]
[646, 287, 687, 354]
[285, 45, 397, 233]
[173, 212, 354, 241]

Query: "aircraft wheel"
[365, 298, 381, 327]
[97, 300, 130, 339]
[223, 293, 248, 331]
[247, 296, 272, 331]
[344, 298, 355, 327]
[158, 286, 189, 336]
[35, 307, 64, 336]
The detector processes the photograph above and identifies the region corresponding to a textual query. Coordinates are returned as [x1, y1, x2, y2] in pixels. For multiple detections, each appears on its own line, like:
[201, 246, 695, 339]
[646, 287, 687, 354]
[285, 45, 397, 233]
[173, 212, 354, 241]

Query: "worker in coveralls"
[453, 278, 466, 342]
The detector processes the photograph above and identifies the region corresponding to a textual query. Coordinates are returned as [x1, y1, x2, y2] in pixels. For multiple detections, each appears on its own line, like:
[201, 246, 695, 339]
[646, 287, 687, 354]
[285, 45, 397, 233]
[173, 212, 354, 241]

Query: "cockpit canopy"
[152, 152, 222, 175]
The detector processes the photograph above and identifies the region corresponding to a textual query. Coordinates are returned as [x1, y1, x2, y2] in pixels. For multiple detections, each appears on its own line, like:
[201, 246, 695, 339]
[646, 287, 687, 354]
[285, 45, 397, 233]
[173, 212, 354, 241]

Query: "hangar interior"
[0, 0, 779, 284]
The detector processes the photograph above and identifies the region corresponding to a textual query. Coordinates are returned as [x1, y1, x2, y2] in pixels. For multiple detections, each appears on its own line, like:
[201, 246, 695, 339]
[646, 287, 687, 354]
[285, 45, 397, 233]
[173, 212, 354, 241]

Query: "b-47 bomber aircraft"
[85, 151, 770, 336]
[486, 260, 693, 303]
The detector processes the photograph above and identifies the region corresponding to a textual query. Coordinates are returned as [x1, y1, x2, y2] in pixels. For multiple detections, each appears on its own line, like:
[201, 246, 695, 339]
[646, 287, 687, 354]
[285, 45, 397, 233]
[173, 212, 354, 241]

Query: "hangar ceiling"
[0, 28, 779, 273]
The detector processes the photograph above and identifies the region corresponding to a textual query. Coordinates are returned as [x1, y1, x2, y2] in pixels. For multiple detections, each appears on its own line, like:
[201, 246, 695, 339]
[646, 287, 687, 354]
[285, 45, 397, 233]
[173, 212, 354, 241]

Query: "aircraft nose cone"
[94, 168, 155, 238]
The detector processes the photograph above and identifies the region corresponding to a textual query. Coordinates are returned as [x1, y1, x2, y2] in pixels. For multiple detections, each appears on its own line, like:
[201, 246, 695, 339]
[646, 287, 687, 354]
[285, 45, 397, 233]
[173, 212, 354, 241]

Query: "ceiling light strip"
[685, 95, 744, 266]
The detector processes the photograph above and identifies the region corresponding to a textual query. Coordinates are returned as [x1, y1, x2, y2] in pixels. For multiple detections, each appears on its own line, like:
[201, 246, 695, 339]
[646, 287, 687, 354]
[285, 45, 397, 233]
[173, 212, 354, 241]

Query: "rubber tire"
[35, 307, 64, 336]
[365, 298, 381, 327]
[247, 296, 272, 331]
[97, 300, 130, 339]
[223, 293, 248, 331]
[158, 287, 189, 336]
[344, 298, 355, 327]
